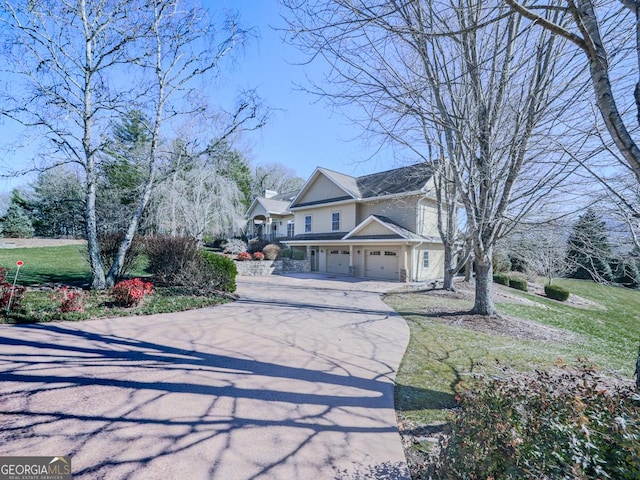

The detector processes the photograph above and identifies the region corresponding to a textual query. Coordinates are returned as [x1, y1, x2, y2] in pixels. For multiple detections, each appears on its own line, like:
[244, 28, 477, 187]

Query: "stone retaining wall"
[235, 259, 311, 276]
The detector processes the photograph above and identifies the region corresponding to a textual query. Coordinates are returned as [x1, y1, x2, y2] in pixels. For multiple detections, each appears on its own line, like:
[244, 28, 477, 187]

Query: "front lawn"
[385, 279, 640, 466]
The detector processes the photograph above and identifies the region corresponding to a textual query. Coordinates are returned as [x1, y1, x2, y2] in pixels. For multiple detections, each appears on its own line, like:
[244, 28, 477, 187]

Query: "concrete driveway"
[0, 274, 410, 479]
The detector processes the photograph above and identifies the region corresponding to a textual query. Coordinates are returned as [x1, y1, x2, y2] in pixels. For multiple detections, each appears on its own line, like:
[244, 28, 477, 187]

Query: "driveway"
[0, 274, 410, 479]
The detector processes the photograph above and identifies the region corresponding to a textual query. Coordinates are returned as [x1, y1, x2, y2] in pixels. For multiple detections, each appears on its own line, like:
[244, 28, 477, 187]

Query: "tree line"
[0, 110, 304, 243]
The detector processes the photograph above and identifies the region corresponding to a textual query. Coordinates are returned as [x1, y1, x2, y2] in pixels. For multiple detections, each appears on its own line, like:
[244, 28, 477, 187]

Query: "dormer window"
[331, 212, 340, 231]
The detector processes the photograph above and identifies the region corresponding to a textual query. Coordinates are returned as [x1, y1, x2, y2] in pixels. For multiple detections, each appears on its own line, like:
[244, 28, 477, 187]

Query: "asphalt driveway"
[0, 274, 410, 479]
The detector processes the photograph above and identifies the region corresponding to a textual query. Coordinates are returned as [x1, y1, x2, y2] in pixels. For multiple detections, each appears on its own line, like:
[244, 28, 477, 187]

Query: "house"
[281, 163, 445, 282]
[245, 190, 298, 241]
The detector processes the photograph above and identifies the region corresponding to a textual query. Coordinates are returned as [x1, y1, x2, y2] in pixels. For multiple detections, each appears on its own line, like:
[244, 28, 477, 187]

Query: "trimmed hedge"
[545, 284, 570, 301]
[493, 273, 510, 286]
[200, 251, 237, 293]
[509, 277, 528, 292]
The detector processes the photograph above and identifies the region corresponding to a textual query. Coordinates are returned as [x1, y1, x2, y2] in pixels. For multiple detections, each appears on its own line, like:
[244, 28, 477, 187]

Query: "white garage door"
[365, 250, 399, 280]
[327, 249, 350, 275]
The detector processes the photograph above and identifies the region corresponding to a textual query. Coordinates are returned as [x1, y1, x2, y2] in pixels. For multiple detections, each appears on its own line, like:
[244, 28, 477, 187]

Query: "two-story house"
[283, 163, 444, 282]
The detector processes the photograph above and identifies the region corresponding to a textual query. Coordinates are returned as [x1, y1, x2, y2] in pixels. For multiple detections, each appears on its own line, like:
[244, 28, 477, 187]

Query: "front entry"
[310, 248, 319, 271]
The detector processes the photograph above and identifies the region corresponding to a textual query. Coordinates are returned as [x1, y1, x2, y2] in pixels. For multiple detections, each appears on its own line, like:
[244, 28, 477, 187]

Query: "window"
[384, 251, 397, 256]
[331, 212, 340, 231]
[369, 251, 381, 256]
[423, 251, 430, 269]
[329, 250, 339, 254]
[287, 222, 294, 237]
[304, 215, 312, 233]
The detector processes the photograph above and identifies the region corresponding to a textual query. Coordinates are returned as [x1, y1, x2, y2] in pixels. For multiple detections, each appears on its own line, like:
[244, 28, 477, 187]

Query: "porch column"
[348, 245, 356, 276]
[401, 246, 409, 283]
[266, 217, 273, 240]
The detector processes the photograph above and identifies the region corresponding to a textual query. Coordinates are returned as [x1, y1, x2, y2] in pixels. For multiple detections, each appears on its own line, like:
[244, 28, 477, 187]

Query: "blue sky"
[224, 0, 401, 180]
[0, 0, 403, 193]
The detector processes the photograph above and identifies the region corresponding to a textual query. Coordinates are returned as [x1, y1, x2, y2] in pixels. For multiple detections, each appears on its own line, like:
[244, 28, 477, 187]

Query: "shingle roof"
[316, 163, 434, 200]
[258, 197, 291, 215]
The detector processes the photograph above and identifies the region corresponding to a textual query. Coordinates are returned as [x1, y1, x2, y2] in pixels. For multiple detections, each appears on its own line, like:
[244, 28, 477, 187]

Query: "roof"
[356, 163, 434, 198]
[290, 163, 434, 209]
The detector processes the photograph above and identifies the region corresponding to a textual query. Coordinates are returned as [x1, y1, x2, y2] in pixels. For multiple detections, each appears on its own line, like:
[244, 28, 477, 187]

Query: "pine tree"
[566, 209, 612, 281]
[1, 202, 34, 238]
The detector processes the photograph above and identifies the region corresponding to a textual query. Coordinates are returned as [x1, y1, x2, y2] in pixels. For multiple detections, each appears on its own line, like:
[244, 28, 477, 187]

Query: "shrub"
[56, 286, 86, 312]
[545, 283, 570, 301]
[145, 235, 200, 285]
[0, 267, 25, 311]
[262, 243, 281, 260]
[509, 277, 528, 292]
[112, 278, 153, 307]
[252, 252, 265, 261]
[434, 361, 640, 480]
[493, 273, 510, 286]
[199, 251, 237, 293]
[98, 231, 144, 281]
[223, 238, 248, 255]
[280, 248, 293, 259]
[247, 238, 269, 254]
[236, 251, 252, 261]
[291, 249, 305, 260]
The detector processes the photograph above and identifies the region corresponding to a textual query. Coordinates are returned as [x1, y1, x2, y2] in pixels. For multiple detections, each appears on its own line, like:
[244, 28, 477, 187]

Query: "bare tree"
[502, 224, 573, 285]
[251, 162, 305, 197]
[282, 0, 574, 314]
[0, 0, 265, 289]
[506, 0, 640, 185]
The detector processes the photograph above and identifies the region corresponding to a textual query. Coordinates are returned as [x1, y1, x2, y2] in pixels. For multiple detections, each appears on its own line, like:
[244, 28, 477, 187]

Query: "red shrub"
[112, 278, 153, 307]
[236, 251, 252, 262]
[0, 267, 25, 311]
[57, 287, 86, 313]
[252, 252, 265, 261]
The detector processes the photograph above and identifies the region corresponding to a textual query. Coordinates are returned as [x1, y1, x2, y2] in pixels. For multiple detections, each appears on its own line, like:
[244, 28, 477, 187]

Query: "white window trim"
[331, 211, 341, 231]
[423, 251, 430, 269]
[304, 215, 312, 233]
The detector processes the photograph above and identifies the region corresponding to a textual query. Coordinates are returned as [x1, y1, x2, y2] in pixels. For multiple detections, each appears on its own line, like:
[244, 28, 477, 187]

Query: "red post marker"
[7, 261, 24, 314]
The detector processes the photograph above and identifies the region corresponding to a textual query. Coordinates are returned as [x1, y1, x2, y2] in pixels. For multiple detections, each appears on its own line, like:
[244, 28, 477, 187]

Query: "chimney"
[264, 189, 278, 199]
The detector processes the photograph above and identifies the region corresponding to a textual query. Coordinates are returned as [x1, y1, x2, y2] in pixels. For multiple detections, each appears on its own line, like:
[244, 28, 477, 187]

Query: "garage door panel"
[327, 250, 350, 275]
[365, 250, 399, 280]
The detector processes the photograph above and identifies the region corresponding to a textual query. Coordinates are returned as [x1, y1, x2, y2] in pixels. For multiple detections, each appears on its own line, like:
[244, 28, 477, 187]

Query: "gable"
[352, 220, 396, 237]
[291, 172, 353, 207]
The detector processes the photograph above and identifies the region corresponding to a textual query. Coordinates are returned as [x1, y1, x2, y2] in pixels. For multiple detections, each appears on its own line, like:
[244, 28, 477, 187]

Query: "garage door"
[365, 250, 399, 280]
[327, 249, 350, 275]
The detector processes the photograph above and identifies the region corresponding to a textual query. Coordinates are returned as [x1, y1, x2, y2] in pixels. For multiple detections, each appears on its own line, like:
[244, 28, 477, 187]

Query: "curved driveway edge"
[0, 273, 410, 479]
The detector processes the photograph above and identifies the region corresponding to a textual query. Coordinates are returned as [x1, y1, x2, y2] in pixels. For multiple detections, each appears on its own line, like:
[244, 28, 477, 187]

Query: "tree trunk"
[472, 258, 497, 315]
[85, 176, 106, 290]
[636, 343, 640, 391]
[442, 242, 456, 291]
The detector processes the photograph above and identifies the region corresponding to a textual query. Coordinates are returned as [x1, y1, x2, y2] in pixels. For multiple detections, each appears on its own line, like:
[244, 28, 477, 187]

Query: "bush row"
[430, 361, 640, 479]
[493, 273, 528, 291]
[145, 235, 236, 293]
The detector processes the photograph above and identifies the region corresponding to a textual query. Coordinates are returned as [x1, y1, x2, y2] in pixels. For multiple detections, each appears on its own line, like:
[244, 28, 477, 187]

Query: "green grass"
[0, 245, 91, 285]
[0, 245, 149, 286]
[385, 279, 640, 429]
[0, 245, 230, 323]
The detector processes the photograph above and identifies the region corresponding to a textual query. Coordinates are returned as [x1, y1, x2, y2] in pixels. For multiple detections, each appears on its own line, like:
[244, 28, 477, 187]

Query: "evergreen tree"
[566, 209, 612, 281]
[1, 192, 34, 238]
[28, 167, 85, 237]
